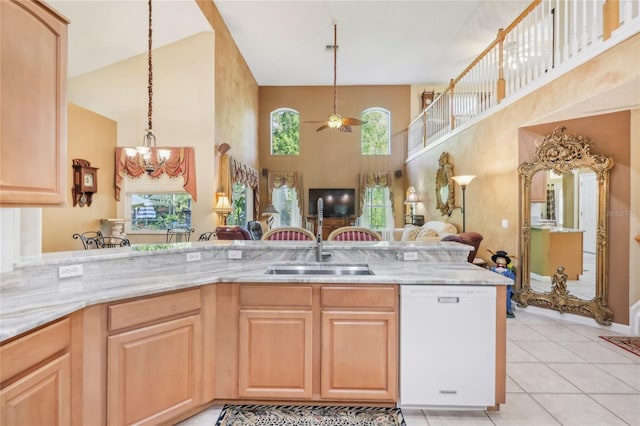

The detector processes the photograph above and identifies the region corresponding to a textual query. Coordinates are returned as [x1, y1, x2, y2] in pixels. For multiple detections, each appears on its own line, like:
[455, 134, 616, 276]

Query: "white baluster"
[563, 0, 570, 61]
[592, 0, 600, 43]
[582, 0, 588, 50]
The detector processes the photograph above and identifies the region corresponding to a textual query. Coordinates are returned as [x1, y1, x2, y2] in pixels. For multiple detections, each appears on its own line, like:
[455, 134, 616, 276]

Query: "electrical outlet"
[403, 251, 418, 261]
[228, 250, 242, 260]
[186, 252, 201, 262]
[59, 264, 83, 278]
[501, 219, 509, 229]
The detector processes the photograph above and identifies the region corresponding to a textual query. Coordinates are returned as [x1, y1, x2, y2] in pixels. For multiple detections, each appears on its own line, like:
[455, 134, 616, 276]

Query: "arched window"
[361, 108, 390, 155]
[271, 108, 300, 155]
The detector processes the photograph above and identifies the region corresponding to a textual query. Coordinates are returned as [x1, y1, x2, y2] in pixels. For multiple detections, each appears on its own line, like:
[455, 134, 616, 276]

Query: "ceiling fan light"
[328, 114, 342, 128]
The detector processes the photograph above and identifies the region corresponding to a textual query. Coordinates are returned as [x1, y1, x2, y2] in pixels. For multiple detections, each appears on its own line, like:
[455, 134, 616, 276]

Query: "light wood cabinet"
[238, 310, 313, 399]
[234, 284, 398, 403]
[0, 0, 68, 206]
[237, 285, 314, 399]
[107, 290, 203, 426]
[0, 319, 72, 426]
[320, 286, 398, 401]
[321, 311, 396, 400]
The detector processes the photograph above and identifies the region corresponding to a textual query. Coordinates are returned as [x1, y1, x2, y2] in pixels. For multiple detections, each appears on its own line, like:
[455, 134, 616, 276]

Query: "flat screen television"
[308, 188, 356, 217]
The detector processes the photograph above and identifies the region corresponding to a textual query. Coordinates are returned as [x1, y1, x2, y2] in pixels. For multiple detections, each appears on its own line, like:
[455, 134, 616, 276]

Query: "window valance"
[268, 172, 299, 190]
[231, 157, 259, 189]
[114, 147, 197, 201]
[220, 155, 260, 220]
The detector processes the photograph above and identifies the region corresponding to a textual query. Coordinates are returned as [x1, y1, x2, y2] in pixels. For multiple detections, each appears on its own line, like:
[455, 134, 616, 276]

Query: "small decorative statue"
[489, 249, 516, 318]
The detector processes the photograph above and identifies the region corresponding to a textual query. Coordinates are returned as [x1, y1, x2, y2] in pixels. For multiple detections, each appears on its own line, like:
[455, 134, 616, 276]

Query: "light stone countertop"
[0, 240, 513, 342]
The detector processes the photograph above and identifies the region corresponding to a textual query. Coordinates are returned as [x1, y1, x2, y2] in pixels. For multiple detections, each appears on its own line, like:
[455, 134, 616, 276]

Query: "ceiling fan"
[306, 24, 365, 133]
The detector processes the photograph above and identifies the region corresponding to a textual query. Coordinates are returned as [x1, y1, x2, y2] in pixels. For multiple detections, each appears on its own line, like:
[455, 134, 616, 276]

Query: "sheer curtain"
[268, 172, 302, 227]
[357, 186, 394, 241]
[272, 187, 301, 227]
[356, 172, 395, 241]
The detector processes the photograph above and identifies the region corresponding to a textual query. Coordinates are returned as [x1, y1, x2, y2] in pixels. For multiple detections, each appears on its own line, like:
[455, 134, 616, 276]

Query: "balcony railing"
[408, 0, 640, 156]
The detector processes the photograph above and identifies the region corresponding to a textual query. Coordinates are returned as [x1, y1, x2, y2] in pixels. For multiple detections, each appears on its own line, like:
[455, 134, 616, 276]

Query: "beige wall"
[197, 0, 260, 169]
[42, 104, 117, 252]
[258, 85, 411, 222]
[406, 34, 639, 324]
[65, 33, 217, 243]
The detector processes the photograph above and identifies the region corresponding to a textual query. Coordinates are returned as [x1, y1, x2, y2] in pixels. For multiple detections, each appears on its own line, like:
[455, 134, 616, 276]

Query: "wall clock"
[72, 158, 98, 207]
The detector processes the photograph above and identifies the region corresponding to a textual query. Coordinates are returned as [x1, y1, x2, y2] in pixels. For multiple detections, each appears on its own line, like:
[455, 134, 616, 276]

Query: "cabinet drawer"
[0, 318, 70, 383]
[239, 285, 313, 308]
[321, 286, 396, 309]
[109, 289, 201, 331]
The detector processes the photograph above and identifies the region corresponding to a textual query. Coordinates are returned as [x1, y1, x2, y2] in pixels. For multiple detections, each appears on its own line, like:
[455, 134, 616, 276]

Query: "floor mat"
[599, 336, 640, 357]
[215, 404, 405, 426]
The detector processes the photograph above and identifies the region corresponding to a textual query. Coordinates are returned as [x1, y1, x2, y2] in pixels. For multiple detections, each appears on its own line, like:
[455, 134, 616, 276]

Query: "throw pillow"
[401, 226, 420, 241]
[415, 227, 438, 241]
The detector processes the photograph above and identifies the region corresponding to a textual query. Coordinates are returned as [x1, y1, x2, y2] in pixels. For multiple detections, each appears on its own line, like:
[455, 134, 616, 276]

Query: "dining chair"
[198, 231, 216, 241]
[73, 231, 130, 249]
[261, 226, 315, 241]
[327, 226, 381, 241]
[72, 231, 103, 249]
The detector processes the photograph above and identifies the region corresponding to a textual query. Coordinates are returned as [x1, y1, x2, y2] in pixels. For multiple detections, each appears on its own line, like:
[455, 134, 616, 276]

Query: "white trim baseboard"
[516, 305, 632, 335]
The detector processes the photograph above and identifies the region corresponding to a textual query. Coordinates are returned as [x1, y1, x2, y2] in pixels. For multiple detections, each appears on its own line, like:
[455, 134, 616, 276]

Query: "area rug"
[215, 404, 406, 426]
[599, 336, 640, 357]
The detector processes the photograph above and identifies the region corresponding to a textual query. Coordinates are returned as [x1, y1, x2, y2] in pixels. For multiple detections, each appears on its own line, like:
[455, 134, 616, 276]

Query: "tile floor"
[177, 307, 639, 426]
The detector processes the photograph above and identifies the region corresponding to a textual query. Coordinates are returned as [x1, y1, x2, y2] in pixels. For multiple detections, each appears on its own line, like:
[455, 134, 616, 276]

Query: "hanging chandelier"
[124, 0, 171, 173]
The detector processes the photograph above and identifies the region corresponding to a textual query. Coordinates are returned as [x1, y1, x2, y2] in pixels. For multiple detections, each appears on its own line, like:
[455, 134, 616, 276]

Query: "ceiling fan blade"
[339, 125, 353, 133]
[341, 117, 365, 126]
[316, 124, 330, 132]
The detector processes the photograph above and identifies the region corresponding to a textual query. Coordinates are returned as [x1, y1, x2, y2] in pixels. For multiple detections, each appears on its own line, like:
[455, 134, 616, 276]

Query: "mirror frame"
[516, 126, 614, 325]
[435, 152, 455, 216]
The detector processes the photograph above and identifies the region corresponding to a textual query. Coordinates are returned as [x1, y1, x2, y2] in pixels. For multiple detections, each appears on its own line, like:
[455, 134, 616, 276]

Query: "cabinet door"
[107, 315, 202, 426]
[321, 311, 397, 401]
[1, 353, 70, 426]
[0, 0, 67, 206]
[238, 310, 313, 399]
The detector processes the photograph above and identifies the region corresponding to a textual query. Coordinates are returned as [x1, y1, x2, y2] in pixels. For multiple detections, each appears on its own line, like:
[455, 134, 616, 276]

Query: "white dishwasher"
[399, 285, 496, 409]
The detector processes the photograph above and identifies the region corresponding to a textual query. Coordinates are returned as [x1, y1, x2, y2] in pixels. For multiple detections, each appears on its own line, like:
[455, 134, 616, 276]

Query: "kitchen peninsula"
[0, 241, 512, 425]
[531, 226, 585, 280]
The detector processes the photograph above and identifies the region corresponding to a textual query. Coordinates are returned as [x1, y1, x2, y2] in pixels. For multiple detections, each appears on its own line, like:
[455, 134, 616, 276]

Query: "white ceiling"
[50, 0, 530, 86]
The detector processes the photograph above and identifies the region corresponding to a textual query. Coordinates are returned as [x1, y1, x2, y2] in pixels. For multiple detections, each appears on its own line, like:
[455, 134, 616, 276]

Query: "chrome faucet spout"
[316, 198, 323, 262]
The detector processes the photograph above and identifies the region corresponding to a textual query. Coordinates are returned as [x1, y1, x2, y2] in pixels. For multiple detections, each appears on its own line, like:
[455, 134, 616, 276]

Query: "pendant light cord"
[147, 0, 153, 131]
[333, 24, 337, 115]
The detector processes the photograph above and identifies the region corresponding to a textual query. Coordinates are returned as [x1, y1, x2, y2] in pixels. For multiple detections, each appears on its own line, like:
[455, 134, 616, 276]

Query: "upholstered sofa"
[393, 221, 458, 242]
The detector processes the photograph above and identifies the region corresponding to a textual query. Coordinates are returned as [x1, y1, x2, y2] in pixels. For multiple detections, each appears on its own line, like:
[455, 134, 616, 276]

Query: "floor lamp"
[452, 175, 475, 232]
[261, 204, 279, 230]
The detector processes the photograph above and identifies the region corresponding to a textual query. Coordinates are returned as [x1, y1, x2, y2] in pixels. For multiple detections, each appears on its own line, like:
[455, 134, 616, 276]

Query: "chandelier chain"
[333, 24, 337, 115]
[147, 0, 153, 131]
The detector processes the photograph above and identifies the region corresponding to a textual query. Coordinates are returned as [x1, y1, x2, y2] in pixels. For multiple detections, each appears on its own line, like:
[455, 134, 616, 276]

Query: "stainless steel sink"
[264, 263, 374, 276]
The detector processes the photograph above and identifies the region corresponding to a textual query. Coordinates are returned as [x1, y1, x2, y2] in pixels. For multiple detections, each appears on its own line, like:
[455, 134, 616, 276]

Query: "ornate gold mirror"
[516, 126, 613, 325]
[435, 152, 455, 216]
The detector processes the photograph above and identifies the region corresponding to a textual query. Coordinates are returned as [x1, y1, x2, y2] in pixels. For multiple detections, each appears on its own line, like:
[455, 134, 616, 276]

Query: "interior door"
[579, 172, 597, 254]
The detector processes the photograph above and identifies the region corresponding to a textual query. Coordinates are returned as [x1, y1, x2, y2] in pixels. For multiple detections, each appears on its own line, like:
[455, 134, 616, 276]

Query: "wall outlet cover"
[186, 252, 202, 262]
[228, 250, 242, 260]
[59, 264, 83, 278]
[403, 252, 418, 261]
